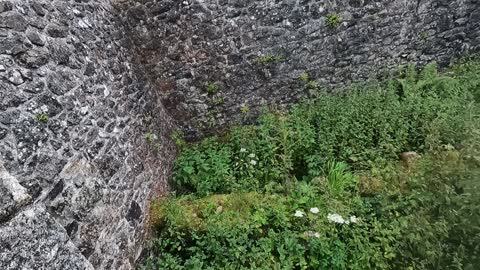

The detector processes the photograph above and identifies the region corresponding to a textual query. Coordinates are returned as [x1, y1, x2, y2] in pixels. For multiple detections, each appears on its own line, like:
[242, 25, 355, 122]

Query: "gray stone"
[0, 127, 7, 139]
[0, 13, 27, 31]
[47, 71, 73, 96]
[6, 70, 24, 85]
[50, 42, 72, 65]
[0, 205, 94, 270]
[31, 1, 46, 17]
[46, 24, 68, 38]
[0, 1, 12, 13]
[0, 110, 19, 125]
[0, 35, 27, 55]
[26, 30, 45, 46]
[17, 50, 49, 68]
[0, 186, 15, 223]
[23, 80, 45, 94]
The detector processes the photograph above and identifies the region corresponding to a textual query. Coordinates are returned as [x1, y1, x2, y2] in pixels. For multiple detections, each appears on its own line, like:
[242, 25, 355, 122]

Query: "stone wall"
[1, 0, 479, 269]
[123, 0, 480, 140]
[0, 0, 175, 269]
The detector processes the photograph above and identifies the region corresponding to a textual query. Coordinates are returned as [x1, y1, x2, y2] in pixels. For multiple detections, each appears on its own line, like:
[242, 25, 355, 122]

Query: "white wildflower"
[327, 213, 346, 224]
[305, 231, 321, 238]
[240, 148, 247, 153]
[350, 216, 359, 224]
[250, 160, 257, 165]
[248, 153, 256, 158]
[310, 207, 319, 214]
[294, 210, 305, 217]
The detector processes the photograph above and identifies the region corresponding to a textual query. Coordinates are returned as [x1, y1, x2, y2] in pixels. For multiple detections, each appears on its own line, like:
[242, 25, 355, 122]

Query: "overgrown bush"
[142, 61, 480, 269]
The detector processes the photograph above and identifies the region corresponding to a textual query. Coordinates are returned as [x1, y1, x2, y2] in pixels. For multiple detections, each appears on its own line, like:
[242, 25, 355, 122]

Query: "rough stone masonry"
[0, 0, 479, 269]
[0, 0, 176, 269]
[122, 0, 480, 140]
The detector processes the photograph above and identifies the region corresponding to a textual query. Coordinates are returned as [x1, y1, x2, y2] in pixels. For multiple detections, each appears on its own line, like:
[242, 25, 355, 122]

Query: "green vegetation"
[144, 132, 156, 143]
[256, 54, 284, 65]
[420, 31, 429, 41]
[145, 131, 161, 151]
[142, 61, 480, 269]
[240, 105, 250, 114]
[36, 113, 49, 123]
[326, 13, 341, 28]
[298, 72, 310, 82]
[306, 80, 319, 89]
[205, 82, 220, 94]
[212, 96, 225, 106]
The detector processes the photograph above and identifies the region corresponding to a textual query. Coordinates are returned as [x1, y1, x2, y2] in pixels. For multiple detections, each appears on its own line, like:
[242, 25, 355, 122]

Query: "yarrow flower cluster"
[239, 148, 258, 165]
[295, 207, 321, 218]
[304, 231, 320, 238]
[327, 213, 359, 224]
[350, 215, 359, 223]
[294, 210, 305, 217]
[327, 213, 345, 224]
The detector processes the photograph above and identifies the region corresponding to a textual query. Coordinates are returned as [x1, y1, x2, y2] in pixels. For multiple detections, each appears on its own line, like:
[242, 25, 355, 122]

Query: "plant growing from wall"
[298, 72, 310, 82]
[212, 96, 225, 106]
[256, 54, 284, 65]
[240, 105, 250, 114]
[205, 82, 220, 94]
[144, 131, 161, 151]
[306, 80, 319, 89]
[326, 13, 341, 28]
[36, 113, 49, 123]
[419, 31, 429, 41]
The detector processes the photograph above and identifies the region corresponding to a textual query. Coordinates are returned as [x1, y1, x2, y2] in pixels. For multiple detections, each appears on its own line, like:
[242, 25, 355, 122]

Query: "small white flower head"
[250, 160, 257, 165]
[240, 148, 247, 153]
[310, 207, 319, 214]
[305, 231, 320, 238]
[248, 153, 256, 158]
[350, 216, 359, 224]
[327, 213, 346, 224]
[294, 210, 305, 217]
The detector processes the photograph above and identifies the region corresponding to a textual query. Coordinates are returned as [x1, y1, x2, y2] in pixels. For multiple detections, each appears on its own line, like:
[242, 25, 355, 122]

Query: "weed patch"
[142, 61, 480, 269]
